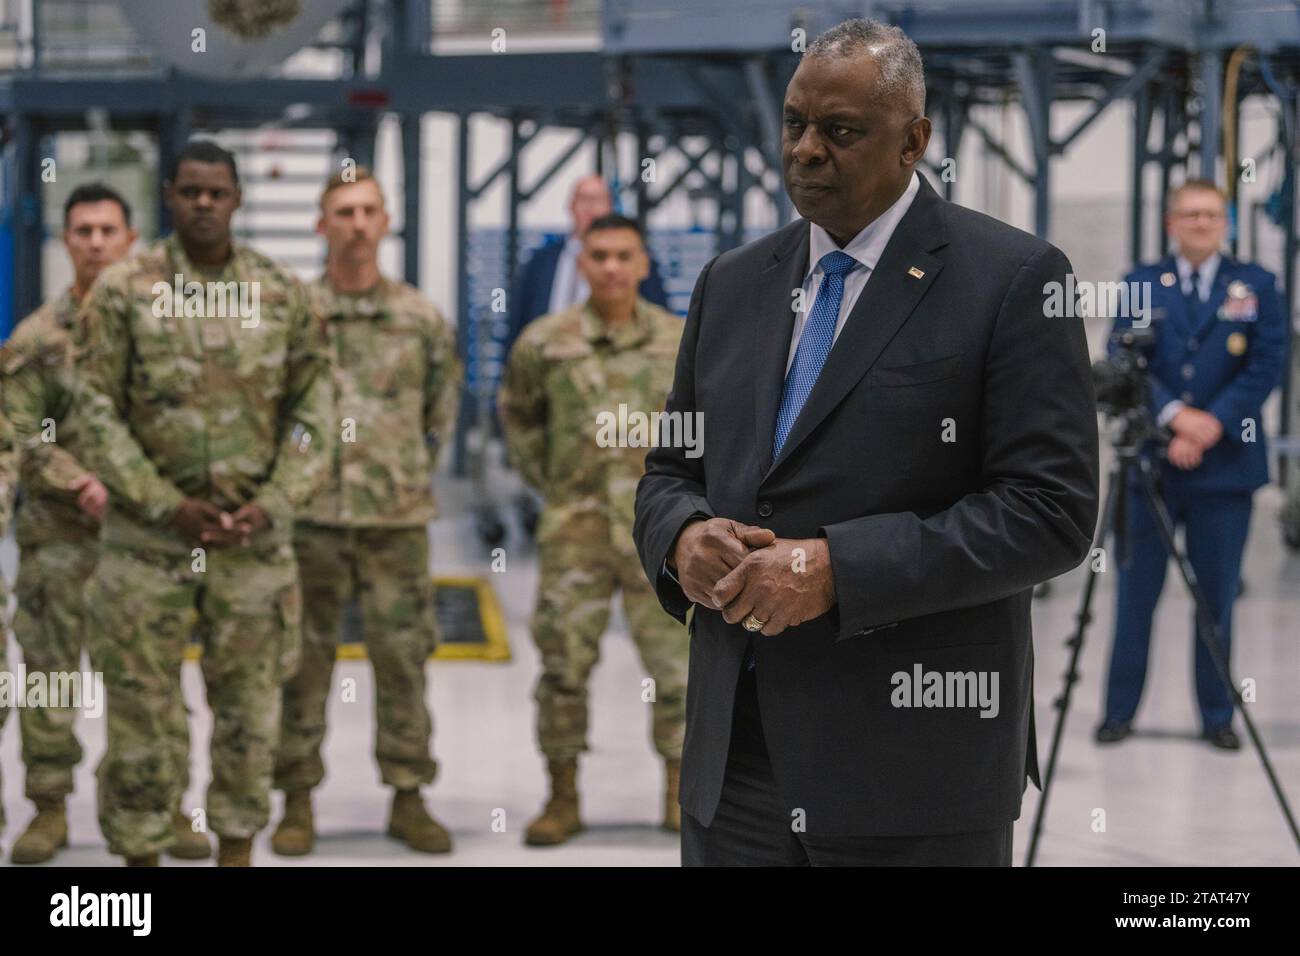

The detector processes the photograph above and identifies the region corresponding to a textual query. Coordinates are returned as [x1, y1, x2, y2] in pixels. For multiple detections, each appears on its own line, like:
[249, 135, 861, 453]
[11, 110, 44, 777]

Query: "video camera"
[1092, 327, 1156, 418]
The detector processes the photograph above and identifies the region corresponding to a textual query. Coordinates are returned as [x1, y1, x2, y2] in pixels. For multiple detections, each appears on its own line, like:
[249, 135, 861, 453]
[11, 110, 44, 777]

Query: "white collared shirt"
[1175, 251, 1221, 303]
[785, 170, 921, 374]
[548, 235, 590, 315]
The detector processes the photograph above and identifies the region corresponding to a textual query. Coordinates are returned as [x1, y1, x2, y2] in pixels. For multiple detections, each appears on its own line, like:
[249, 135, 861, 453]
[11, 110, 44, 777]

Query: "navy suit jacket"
[634, 174, 1100, 836]
[1110, 255, 1287, 494]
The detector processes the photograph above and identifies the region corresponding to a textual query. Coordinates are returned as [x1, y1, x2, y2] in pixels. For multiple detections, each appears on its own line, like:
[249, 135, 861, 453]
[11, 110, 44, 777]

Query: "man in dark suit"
[633, 18, 1099, 866]
[1096, 179, 1286, 751]
[505, 174, 670, 355]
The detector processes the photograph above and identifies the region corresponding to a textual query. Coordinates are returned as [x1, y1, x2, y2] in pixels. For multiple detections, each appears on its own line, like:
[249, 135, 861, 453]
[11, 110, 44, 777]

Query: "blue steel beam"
[598, 1, 1300, 55]
[402, 111, 421, 285]
[1015, 49, 1056, 238]
[1131, 79, 1156, 263]
[1057, 50, 1167, 152]
[1199, 50, 1224, 180]
[0, 75, 397, 116]
[383, 52, 750, 114]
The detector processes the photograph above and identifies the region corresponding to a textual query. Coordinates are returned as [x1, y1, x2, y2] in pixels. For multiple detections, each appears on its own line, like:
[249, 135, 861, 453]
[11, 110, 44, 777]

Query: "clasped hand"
[1168, 408, 1224, 470]
[171, 498, 270, 549]
[670, 517, 837, 636]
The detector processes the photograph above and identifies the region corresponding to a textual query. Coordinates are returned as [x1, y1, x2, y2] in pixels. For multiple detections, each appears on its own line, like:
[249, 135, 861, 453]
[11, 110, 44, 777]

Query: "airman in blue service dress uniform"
[1098, 179, 1287, 751]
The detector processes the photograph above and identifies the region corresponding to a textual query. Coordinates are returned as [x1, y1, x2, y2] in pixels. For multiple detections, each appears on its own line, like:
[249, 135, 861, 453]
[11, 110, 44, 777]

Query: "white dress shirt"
[1176, 251, 1220, 303]
[785, 170, 921, 374]
[548, 235, 590, 315]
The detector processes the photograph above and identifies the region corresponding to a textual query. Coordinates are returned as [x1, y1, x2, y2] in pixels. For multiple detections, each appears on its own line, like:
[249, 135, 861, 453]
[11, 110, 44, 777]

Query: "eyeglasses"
[1170, 209, 1225, 222]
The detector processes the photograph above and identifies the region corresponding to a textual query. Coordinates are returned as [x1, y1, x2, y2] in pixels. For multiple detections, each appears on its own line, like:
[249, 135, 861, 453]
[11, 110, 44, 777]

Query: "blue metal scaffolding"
[2, 0, 1299, 479]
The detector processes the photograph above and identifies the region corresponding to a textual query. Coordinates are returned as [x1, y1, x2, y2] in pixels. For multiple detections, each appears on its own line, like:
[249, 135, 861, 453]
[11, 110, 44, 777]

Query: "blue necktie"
[747, 250, 857, 671]
[773, 250, 859, 458]
[1181, 267, 1207, 337]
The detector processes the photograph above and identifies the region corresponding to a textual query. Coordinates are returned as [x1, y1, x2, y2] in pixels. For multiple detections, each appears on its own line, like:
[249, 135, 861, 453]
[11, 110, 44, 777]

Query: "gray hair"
[805, 18, 926, 116]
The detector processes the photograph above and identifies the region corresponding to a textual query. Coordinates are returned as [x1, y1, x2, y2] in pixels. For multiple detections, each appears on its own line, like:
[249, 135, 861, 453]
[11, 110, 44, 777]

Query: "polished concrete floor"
[1, 449, 1298, 867]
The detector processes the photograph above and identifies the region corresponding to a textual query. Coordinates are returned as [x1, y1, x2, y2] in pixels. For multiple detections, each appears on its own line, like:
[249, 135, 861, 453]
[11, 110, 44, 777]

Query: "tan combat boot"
[217, 837, 252, 867]
[270, 790, 315, 856]
[168, 806, 212, 860]
[663, 758, 681, 832]
[387, 789, 452, 853]
[9, 798, 69, 864]
[524, 758, 583, 846]
[125, 853, 159, 867]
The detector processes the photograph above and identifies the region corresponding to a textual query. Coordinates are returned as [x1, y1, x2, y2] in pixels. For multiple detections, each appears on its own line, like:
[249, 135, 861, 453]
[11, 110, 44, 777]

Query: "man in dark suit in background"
[506, 174, 670, 353]
[633, 18, 1099, 866]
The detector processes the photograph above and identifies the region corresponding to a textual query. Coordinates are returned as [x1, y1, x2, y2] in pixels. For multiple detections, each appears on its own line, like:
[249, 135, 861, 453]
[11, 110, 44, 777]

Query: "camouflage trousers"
[85, 538, 301, 858]
[274, 524, 437, 794]
[532, 538, 687, 760]
[12, 539, 97, 803]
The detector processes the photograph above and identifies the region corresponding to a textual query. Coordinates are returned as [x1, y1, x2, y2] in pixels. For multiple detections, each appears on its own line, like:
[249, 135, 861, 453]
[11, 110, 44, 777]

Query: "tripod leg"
[1024, 456, 1127, 867]
[1133, 457, 1300, 851]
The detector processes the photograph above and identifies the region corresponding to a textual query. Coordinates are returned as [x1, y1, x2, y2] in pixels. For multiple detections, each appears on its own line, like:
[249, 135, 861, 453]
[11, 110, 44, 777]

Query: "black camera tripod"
[1024, 405, 1300, 866]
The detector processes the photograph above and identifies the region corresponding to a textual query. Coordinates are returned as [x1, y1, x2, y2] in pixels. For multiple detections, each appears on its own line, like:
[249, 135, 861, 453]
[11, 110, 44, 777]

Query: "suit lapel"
[751, 221, 813, 475]
[763, 174, 949, 481]
[1159, 256, 1194, 337]
[537, 240, 563, 314]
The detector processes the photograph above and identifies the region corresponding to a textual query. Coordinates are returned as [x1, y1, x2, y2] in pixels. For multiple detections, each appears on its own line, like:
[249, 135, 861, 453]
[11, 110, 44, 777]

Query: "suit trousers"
[681, 663, 1014, 866]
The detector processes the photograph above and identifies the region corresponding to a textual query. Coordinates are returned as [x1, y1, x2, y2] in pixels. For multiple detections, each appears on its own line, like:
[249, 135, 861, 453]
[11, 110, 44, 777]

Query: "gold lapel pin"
[907, 266, 925, 279]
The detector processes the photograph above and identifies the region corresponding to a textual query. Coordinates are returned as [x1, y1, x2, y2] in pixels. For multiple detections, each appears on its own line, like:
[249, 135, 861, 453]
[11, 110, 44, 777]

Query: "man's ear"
[315, 215, 326, 237]
[231, 185, 243, 212]
[902, 116, 932, 167]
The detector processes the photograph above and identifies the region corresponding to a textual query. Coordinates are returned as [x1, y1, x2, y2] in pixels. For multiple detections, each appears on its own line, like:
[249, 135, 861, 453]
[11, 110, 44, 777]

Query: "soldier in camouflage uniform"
[498, 214, 688, 845]
[0, 408, 17, 839]
[270, 169, 461, 856]
[74, 141, 334, 866]
[1, 184, 212, 864]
